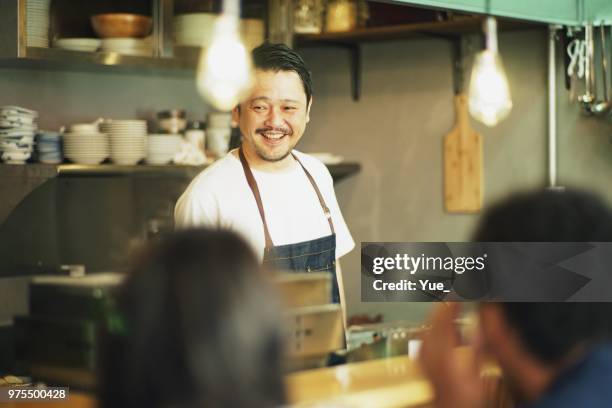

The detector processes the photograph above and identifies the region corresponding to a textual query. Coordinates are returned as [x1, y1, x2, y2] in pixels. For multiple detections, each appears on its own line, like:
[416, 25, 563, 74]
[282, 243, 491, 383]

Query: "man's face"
[233, 69, 311, 162]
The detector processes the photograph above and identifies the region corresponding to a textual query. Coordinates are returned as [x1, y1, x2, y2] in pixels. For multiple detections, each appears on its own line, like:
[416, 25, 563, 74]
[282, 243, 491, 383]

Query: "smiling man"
[174, 43, 355, 305]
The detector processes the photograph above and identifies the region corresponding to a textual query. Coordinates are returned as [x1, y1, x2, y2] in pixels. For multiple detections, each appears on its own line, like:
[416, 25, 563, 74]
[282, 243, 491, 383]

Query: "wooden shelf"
[295, 16, 540, 46]
[294, 16, 541, 101]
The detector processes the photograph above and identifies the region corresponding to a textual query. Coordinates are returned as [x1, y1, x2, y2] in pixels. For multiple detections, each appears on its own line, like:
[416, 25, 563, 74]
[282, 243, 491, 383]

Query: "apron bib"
[238, 148, 340, 303]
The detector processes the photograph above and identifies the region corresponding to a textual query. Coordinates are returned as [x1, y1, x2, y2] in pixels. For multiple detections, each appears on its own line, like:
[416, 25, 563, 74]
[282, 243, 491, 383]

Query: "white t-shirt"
[174, 149, 355, 261]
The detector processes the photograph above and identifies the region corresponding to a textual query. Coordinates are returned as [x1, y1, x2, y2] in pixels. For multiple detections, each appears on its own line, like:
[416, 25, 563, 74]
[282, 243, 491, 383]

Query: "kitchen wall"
[1, 28, 611, 327]
[298, 28, 612, 322]
[0, 68, 207, 128]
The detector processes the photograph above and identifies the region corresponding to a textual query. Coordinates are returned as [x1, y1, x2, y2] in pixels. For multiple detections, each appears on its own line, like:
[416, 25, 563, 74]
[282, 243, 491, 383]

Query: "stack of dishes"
[54, 38, 101, 52]
[37, 131, 63, 164]
[0, 106, 38, 164]
[26, 0, 50, 48]
[173, 13, 217, 47]
[206, 111, 232, 158]
[62, 124, 109, 165]
[100, 120, 147, 165]
[101, 38, 153, 56]
[241, 19, 265, 51]
[146, 134, 183, 164]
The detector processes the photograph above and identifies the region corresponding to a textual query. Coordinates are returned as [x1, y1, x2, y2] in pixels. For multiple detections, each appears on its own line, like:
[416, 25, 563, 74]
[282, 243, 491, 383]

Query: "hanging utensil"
[591, 23, 611, 115]
[444, 39, 483, 213]
[580, 23, 596, 113]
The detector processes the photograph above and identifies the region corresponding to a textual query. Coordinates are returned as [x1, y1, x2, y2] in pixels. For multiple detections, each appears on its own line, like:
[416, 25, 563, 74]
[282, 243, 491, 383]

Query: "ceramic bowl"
[92, 14, 153, 38]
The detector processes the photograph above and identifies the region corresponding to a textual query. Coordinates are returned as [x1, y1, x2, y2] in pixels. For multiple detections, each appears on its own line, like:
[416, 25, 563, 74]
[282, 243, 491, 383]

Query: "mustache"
[256, 127, 292, 135]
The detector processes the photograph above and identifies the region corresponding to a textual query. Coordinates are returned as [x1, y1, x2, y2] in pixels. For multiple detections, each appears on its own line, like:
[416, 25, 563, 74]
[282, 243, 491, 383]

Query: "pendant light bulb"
[196, 5, 253, 112]
[468, 17, 512, 127]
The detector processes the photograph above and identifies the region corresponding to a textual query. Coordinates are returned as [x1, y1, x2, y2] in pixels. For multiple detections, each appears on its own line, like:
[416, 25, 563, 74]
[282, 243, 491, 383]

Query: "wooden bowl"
[91, 14, 152, 38]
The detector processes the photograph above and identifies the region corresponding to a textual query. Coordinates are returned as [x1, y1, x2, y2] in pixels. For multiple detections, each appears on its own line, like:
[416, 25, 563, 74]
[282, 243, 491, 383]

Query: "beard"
[252, 126, 295, 162]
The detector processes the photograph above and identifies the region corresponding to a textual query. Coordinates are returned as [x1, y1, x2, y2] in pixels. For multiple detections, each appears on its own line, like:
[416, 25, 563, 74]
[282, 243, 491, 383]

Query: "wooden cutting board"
[444, 93, 483, 213]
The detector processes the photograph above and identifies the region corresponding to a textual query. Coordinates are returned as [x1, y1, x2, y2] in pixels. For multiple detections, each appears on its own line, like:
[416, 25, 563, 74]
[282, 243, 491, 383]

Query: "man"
[175, 43, 354, 305]
[420, 190, 612, 408]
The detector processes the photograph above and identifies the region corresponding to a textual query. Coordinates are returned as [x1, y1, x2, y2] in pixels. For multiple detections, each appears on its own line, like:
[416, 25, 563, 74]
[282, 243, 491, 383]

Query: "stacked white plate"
[174, 13, 217, 47]
[241, 19, 264, 51]
[146, 134, 183, 164]
[100, 120, 147, 165]
[62, 131, 109, 165]
[101, 38, 153, 56]
[54, 38, 101, 52]
[0, 106, 38, 164]
[26, 0, 50, 48]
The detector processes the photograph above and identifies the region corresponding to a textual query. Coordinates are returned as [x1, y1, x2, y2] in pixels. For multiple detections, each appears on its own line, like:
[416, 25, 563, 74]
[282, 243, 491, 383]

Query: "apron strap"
[238, 147, 336, 248]
[238, 147, 274, 248]
[291, 154, 336, 235]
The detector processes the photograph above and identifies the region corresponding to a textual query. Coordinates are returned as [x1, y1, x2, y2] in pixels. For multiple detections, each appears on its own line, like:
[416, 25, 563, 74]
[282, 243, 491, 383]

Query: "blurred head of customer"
[99, 229, 286, 408]
[421, 189, 612, 408]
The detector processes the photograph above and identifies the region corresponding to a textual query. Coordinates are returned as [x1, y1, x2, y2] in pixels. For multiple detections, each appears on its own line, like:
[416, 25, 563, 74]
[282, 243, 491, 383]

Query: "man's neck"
[239, 146, 296, 172]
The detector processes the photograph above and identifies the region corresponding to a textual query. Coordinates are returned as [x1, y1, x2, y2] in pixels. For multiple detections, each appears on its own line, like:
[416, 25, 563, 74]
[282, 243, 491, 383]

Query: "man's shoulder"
[189, 151, 243, 192]
[292, 150, 332, 181]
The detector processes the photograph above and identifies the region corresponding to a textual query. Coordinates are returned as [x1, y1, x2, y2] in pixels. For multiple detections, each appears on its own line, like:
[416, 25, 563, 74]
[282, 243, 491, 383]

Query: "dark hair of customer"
[472, 189, 612, 364]
[98, 229, 286, 408]
[252, 42, 313, 105]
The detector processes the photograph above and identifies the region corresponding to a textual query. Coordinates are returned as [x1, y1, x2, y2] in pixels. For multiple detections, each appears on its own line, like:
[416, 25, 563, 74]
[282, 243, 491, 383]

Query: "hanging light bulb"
[468, 17, 512, 127]
[196, 0, 253, 111]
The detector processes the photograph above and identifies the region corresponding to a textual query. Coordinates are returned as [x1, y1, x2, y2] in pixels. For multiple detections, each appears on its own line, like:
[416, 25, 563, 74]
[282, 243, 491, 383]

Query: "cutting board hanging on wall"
[444, 93, 483, 213]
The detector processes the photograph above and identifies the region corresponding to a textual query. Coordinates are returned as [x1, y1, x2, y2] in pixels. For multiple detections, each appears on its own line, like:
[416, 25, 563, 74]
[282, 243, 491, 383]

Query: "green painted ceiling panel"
[585, 0, 612, 23]
[390, 0, 612, 25]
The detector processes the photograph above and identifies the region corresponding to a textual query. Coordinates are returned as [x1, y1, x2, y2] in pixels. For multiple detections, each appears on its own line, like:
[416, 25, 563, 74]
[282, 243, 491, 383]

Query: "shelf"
[0, 46, 200, 75]
[0, 161, 361, 181]
[294, 16, 540, 46]
[294, 16, 541, 101]
[56, 162, 361, 181]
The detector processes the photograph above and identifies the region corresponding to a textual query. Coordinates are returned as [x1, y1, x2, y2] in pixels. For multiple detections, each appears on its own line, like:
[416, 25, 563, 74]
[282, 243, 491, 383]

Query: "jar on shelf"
[293, 0, 324, 34]
[326, 0, 357, 33]
[157, 109, 187, 134]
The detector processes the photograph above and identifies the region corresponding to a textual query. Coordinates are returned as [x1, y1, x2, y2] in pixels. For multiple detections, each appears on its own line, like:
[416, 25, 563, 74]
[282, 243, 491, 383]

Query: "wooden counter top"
[286, 355, 433, 408]
[1, 349, 505, 408]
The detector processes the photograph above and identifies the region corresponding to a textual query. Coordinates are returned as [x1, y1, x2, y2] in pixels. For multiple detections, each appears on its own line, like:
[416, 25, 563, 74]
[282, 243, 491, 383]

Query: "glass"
[326, 0, 357, 33]
[293, 0, 324, 34]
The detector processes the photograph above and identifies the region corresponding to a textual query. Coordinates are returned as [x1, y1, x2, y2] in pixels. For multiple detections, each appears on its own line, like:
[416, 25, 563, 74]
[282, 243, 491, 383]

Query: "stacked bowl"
[0, 106, 38, 164]
[54, 38, 101, 52]
[173, 13, 217, 47]
[62, 123, 109, 165]
[101, 38, 153, 56]
[37, 131, 63, 164]
[26, 0, 50, 47]
[100, 120, 147, 165]
[92, 14, 154, 56]
[146, 134, 183, 164]
[206, 112, 232, 159]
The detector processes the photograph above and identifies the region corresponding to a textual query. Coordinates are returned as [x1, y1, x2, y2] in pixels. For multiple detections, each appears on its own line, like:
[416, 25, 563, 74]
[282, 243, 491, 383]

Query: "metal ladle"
[580, 23, 596, 113]
[591, 23, 611, 115]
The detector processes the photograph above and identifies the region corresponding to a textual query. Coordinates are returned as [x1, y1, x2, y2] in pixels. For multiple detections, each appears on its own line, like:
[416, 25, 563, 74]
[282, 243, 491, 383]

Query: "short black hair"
[252, 43, 313, 105]
[473, 189, 612, 364]
[99, 229, 286, 408]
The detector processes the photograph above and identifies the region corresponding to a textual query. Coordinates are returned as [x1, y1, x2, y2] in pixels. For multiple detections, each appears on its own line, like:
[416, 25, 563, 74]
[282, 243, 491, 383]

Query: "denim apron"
[238, 148, 340, 303]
